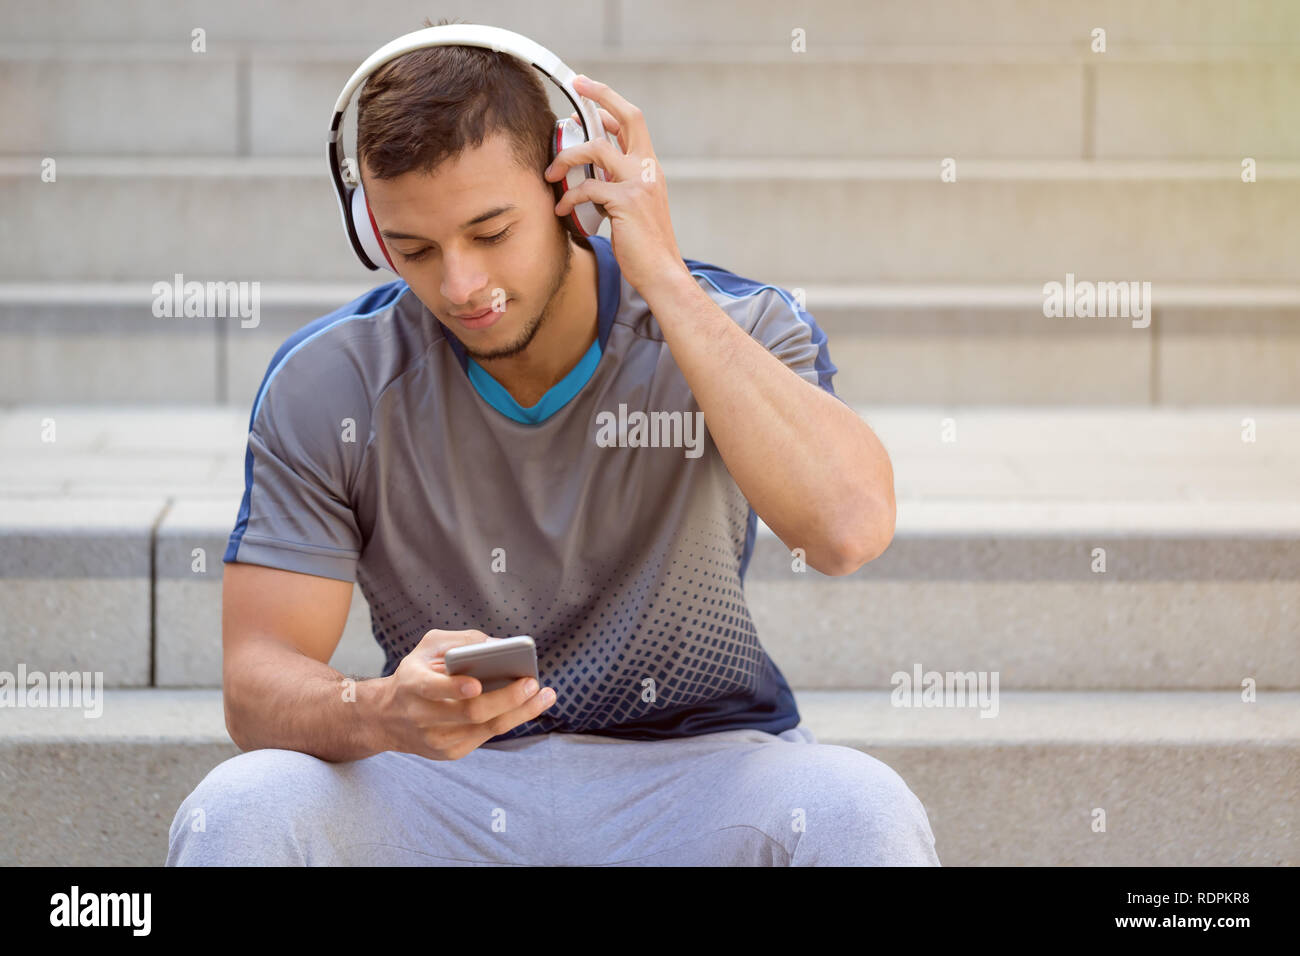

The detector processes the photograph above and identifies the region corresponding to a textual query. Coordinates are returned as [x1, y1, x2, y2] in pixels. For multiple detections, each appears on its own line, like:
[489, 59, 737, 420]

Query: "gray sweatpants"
[166, 725, 940, 866]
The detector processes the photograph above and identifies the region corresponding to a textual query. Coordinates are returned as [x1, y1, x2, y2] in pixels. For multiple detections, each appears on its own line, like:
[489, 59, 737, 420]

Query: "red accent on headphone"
[364, 193, 397, 271]
[553, 122, 587, 238]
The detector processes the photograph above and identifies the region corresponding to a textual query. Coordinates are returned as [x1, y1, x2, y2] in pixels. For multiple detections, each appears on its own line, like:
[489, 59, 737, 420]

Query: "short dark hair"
[357, 17, 556, 186]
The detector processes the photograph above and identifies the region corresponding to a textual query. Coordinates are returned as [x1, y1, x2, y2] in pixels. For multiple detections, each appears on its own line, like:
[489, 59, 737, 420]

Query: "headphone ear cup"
[552, 117, 605, 240]
[350, 181, 397, 273]
[550, 119, 583, 241]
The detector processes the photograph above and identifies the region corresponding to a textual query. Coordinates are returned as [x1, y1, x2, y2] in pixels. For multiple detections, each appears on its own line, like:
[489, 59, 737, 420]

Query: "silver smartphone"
[442, 636, 539, 694]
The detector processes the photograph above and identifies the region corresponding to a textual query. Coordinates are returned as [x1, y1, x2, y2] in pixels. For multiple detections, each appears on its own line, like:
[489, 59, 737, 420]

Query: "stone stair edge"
[4, 41, 1299, 64]
[3, 688, 1297, 743]
[5, 281, 1300, 309]
[4, 156, 1300, 180]
[3, 495, 1300, 535]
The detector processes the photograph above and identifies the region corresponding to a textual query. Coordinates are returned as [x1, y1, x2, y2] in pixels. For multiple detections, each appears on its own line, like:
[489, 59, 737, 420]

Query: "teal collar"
[467, 336, 602, 425]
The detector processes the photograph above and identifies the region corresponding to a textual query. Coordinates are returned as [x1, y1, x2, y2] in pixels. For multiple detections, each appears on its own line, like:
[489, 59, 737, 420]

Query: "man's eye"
[478, 227, 512, 245]
[398, 227, 512, 262]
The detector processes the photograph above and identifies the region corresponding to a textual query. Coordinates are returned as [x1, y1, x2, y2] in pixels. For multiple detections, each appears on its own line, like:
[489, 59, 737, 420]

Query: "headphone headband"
[327, 24, 615, 271]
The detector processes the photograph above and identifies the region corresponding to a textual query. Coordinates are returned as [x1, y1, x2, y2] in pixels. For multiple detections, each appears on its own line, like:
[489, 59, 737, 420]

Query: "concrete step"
[6, 157, 1299, 282]
[5, 282, 1300, 406]
[0, 688, 1294, 866]
[1, 406, 1296, 690]
[5, 0, 1297, 49]
[6, 45, 1299, 160]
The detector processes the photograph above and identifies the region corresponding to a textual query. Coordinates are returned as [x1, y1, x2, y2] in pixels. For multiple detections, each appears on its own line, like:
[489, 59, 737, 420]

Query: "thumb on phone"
[414, 628, 492, 663]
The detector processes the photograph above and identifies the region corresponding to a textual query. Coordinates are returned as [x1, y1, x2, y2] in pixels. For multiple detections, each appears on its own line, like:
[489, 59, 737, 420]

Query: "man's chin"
[462, 314, 546, 362]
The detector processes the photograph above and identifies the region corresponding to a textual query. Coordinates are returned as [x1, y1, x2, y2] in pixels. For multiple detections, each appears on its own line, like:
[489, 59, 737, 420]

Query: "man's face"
[361, 130, 572, 361]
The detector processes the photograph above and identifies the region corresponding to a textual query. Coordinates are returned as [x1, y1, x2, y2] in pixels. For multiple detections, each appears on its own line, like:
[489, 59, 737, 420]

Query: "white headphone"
[327, 23, 618, 273]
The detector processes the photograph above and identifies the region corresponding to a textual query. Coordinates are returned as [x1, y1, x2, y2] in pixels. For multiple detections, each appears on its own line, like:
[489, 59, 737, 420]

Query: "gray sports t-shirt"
[225, 234, 841, 741]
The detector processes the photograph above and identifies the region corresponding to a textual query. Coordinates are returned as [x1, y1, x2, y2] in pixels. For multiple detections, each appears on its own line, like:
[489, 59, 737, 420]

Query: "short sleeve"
[223, 352, 368, 583]
[746, 287, 845, 404]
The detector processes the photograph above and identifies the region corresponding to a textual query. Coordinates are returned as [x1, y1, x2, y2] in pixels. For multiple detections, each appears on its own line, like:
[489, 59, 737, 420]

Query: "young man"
[167, 33, 939, 866]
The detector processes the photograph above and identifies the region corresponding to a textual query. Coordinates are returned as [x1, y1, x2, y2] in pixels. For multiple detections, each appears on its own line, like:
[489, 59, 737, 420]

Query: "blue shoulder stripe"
[248, 280, 411, 428]
[224, 280, 410, 564]
[679, 258, 842, 583]
[681, 256, 841, 400]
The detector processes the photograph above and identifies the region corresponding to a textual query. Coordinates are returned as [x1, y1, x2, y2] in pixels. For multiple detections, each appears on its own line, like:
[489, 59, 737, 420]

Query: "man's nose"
[440, 250, 489, 304]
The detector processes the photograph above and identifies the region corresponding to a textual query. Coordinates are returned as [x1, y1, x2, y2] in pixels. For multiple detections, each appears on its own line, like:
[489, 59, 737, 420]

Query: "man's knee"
[788, 746, 940, 866]
[166, 749, 341, 865]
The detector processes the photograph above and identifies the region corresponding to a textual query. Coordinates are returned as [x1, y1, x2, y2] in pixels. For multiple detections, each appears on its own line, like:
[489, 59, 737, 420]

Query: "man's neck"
[477, 239, 599, 408]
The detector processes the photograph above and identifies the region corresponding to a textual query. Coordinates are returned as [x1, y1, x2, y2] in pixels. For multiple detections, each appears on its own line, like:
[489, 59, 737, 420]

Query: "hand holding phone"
[444, 635, 539, 693]
[377, 630, 555, 761]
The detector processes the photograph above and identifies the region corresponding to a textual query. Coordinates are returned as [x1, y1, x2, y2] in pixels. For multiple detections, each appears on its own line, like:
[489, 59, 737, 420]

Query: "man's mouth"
[451, 301, 509, 330]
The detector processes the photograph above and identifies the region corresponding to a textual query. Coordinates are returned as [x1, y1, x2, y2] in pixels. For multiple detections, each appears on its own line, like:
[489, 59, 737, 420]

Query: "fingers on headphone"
[570, 108, 620, 133]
